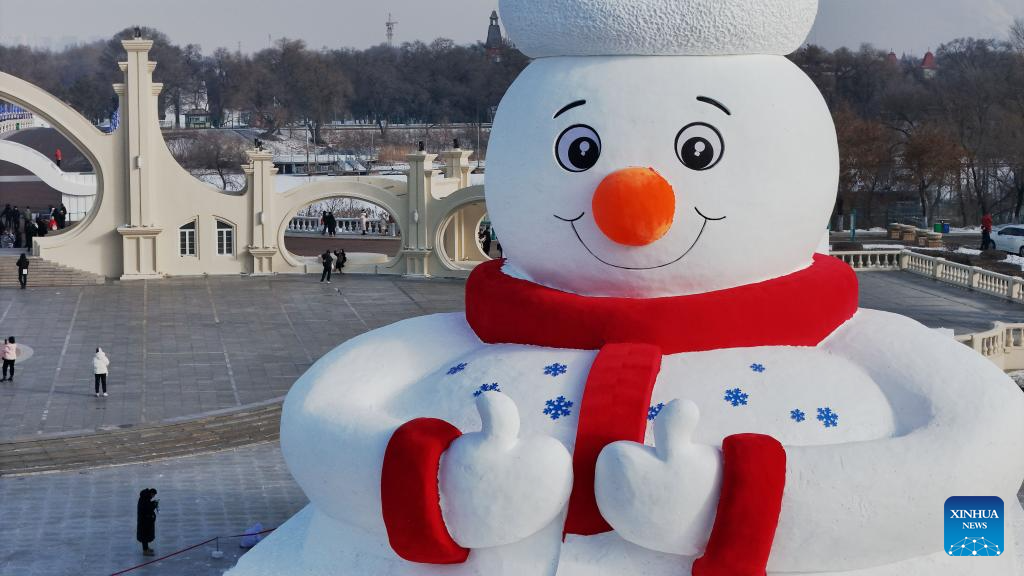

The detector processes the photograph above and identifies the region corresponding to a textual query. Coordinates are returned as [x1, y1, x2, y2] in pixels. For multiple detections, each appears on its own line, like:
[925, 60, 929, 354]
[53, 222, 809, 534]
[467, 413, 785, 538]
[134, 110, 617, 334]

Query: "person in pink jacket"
[2, 336, 17, 382]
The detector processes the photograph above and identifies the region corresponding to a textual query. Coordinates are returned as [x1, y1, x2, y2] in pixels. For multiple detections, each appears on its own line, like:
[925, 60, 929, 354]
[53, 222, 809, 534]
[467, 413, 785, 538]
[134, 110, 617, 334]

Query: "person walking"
[16, 253, 28, 289]
[56, 203, 67, 229]
[320, 250, 334, 283]
[1, 337, 16, 382]
[136, 488, 159, 556]
[93, 347, 110, 397]
[981, 213, 994, 251]
[54, 148, 62, 169]
[359, 210, 368, 235]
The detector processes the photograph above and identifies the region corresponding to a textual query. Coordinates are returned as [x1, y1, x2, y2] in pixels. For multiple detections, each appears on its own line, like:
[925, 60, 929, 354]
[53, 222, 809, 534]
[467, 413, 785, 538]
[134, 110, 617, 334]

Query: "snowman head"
[486, 0, 837, 298]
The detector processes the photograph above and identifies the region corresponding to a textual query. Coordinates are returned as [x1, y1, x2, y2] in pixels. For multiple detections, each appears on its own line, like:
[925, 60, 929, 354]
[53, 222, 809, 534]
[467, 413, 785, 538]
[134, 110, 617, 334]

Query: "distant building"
[184, 109, 211, 129]
[485, 11, 510, 62]
[885, 50, 899, 67]
[920, 50, 938, 79]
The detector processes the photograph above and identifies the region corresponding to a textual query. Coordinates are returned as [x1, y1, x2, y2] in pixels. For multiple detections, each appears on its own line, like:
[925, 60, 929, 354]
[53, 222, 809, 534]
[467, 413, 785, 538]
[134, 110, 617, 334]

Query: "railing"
[832, 250, 1024, 304]
[831, 250, 901, 271]
[956, 322, 1024, 372]
[286, 216, 399, 237]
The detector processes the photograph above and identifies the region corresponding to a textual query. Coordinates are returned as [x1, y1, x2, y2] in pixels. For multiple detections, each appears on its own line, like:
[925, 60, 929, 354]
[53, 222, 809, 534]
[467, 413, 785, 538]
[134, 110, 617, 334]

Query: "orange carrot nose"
[592, 167, 676, 246]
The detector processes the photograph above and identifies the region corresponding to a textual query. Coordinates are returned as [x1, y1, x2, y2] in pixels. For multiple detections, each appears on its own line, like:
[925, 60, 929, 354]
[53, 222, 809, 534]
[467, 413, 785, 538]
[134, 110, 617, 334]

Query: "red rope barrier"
[108, 528, 277, 575]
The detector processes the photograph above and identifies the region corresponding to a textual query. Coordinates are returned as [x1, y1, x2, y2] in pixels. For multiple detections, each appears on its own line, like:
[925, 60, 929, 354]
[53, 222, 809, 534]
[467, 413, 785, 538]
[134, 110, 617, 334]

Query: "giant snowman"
[231, 0, 1024, 574]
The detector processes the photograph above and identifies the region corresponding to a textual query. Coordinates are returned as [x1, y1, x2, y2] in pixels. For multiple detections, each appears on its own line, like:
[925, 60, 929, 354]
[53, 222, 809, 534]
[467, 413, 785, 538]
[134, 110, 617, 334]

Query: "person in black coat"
[24, 220, 36, 251]
[334, 250, 347, 272]
[16, 253, 28, 289]
[136, 488, 159, 556]
[320, 250, 334, 283]
[325, 212, 338, 237]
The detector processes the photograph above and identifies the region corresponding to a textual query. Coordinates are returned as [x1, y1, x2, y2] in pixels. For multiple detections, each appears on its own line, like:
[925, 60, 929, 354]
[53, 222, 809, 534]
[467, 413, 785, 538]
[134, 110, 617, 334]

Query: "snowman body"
[230, 4, 1024, 574]
[231, 310, 1022, 576]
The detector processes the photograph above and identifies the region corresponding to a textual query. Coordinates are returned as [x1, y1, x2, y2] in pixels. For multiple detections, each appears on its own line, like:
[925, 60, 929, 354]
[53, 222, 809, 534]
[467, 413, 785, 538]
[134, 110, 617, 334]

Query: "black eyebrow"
[553, 100, 587, 119]
[697, 96, 731, 116]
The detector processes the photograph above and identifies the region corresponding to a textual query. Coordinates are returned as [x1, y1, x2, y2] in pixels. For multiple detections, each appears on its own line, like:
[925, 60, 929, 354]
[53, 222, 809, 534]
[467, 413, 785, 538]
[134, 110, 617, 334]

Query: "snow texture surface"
[499, 0, 819, 58]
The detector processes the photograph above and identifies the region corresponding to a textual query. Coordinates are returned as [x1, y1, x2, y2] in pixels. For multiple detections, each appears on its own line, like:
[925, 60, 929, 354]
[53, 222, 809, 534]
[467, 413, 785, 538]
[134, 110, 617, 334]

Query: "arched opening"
[436, 200, 492, 270]
[283, 196, 403, 269]
[0, 98, 99, 248]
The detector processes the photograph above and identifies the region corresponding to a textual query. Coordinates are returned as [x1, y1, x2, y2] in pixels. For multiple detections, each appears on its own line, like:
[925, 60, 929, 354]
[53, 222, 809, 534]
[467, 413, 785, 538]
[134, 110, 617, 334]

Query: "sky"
[0, 0, 1020, 56]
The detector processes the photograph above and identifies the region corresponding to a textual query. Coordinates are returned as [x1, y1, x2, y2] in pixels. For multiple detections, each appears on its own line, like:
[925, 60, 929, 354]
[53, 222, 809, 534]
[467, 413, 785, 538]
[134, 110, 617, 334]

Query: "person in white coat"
[93, 347, 109, 397]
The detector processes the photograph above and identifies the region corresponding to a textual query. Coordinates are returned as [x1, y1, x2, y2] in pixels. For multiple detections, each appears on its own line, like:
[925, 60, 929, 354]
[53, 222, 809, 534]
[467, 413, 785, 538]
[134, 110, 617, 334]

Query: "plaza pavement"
[0, 442, 305, 576]
[0, 273, 464, 440]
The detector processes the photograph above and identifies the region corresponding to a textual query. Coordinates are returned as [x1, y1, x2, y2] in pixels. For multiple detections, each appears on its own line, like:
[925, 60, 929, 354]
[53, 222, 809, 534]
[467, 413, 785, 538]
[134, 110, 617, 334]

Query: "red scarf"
[466, 254, 859, 354]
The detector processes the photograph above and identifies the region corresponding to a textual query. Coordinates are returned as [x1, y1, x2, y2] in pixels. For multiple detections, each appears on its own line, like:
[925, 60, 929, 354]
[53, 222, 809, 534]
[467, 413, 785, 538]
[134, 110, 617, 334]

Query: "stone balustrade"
[956, 322, 1024, 372]
[0, 115, 33, 136]
[831, 250, 902, 271]
[286, 215, 399, 237]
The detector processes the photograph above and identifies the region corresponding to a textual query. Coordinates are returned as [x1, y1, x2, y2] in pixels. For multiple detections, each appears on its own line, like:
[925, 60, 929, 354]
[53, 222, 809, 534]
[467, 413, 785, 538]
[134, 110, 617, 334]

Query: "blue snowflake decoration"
[817, 407, 839, 429]
[544, 363, 568, 377]
[790, 409, 807, 423]
[724, 388, 749, 407]
[648, 403, 666, 421]
[750, 363, 766, 373]
[446, 363, 468, 376]
[473, 383, 501, 397]
[543, 396, 574, 420]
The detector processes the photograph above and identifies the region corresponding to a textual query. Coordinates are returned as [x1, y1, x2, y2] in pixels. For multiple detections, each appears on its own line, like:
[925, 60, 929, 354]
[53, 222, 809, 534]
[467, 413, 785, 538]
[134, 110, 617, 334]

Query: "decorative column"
[396, 150, 438, 276]
[116, 39, 163, 280]
[245, 150, 279, 275]
[439, 148, 474, 189]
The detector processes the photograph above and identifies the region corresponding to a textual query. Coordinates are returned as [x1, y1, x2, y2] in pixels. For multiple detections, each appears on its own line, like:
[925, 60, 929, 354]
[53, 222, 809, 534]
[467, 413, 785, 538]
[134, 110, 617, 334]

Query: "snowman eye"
[555, 124, 602, 173]
[675, 123, 724, 171]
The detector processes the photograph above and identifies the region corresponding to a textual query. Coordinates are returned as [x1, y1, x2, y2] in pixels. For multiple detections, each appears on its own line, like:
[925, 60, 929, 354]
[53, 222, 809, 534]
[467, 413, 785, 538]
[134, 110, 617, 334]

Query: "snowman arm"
[768, 309, 1024, 572]
[279, 314, 483, 555]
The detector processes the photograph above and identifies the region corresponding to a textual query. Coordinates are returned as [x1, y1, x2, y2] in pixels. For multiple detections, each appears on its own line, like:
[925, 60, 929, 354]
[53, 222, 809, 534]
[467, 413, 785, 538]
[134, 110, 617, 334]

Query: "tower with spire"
[485, 10, 506, 62]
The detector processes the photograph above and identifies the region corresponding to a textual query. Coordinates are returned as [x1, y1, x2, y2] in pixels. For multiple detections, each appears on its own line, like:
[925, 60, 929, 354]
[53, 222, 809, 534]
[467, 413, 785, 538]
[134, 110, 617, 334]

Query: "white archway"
[274, 179, 409, 270]
[0, 72, 115, 249]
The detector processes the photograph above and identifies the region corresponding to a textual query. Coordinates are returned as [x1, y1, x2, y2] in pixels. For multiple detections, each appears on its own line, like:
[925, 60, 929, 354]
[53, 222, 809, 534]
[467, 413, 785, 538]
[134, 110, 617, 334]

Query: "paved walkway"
[0, 274, 465, 440]
[0, 442, 307, 576]
[857, 271, 1024, 334]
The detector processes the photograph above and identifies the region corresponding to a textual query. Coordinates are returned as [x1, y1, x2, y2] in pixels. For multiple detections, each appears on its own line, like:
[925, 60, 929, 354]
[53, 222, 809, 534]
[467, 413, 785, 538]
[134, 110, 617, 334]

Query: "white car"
[992, 225, 1024, 256]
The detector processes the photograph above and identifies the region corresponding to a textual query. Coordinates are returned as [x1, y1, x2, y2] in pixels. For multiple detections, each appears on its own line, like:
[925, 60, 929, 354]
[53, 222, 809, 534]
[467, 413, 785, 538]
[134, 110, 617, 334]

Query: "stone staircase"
[0, 255, 105, 287]
[0, 401, 282, 476]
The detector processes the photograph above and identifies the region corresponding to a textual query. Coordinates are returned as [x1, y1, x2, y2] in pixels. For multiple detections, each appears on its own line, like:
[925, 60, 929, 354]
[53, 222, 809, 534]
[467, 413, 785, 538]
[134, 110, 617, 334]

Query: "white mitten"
[440, 392, 573, 548]
[595, 399, 722, 556]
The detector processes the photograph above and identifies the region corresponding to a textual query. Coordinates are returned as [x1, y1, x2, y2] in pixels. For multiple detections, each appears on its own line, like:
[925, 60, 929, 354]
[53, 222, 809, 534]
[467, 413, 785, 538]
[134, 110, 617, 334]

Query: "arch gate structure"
[0, 38, 490, 280]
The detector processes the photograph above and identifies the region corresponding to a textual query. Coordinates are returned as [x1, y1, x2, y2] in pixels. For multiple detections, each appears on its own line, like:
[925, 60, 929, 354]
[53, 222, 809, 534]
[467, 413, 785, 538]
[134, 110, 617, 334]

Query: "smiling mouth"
[554, 207, 726, 271]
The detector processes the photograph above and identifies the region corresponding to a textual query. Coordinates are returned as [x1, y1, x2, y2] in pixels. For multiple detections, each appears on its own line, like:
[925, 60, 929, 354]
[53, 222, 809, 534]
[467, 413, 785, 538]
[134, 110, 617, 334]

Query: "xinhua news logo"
[944, 496, 1004, 557]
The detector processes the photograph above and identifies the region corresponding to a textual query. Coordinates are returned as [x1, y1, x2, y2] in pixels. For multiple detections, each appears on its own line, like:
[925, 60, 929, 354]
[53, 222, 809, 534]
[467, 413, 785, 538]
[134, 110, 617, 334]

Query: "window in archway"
[179, 221, 197, 256]
[216, 220, 234, 255]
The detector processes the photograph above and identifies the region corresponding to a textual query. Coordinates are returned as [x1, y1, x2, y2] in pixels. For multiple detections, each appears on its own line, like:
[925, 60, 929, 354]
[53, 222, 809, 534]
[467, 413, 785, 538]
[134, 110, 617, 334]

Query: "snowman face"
[486, 55, 839, 297]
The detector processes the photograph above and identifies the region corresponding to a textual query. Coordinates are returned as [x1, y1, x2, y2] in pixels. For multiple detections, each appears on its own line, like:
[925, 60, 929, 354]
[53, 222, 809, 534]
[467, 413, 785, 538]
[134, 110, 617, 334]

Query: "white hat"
[499, 0, 819, 58]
